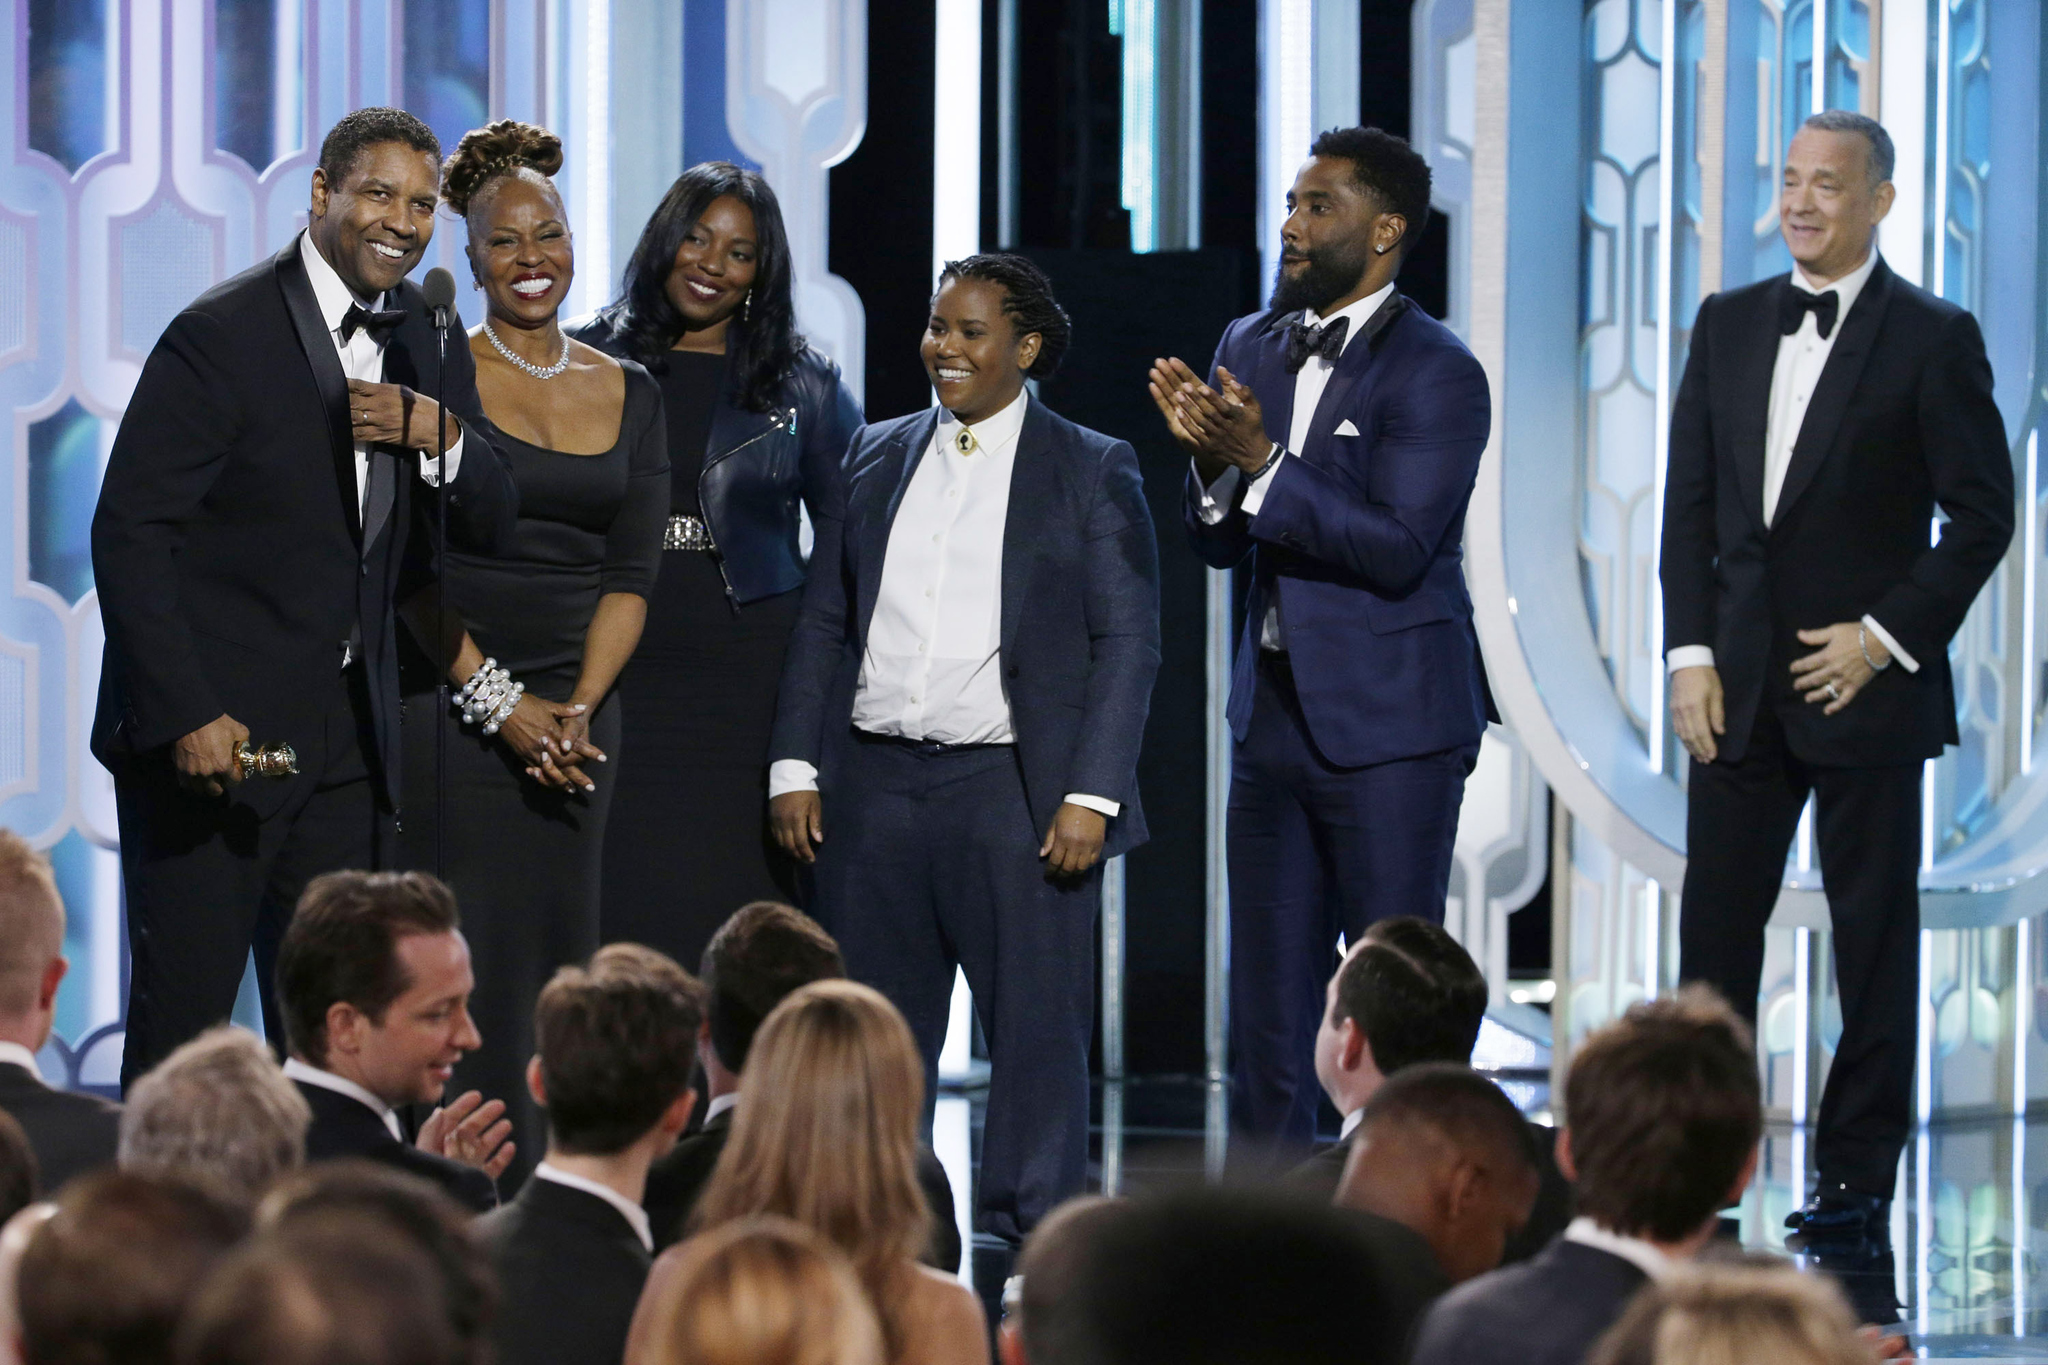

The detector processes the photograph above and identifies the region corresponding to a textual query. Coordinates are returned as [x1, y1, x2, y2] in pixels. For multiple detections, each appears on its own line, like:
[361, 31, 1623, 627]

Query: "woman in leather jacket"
[569, 161, 862, 966]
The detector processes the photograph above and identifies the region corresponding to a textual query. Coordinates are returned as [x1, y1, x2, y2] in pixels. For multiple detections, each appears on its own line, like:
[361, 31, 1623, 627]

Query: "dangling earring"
[743, 289, 753, 322]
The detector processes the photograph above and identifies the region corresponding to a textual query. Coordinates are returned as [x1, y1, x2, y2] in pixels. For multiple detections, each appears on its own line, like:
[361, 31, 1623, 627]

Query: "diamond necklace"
[482, 318, 570, 380]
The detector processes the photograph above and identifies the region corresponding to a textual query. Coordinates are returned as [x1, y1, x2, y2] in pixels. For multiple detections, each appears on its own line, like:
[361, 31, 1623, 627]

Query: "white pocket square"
[1335, 419, 1362, 436]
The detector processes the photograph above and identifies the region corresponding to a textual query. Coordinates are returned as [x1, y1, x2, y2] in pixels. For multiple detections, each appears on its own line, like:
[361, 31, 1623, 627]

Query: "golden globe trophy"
[233, 741, 300, 780]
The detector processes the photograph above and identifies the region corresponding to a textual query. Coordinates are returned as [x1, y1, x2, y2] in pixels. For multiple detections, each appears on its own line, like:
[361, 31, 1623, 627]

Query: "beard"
[1269, 238, 1374, 315]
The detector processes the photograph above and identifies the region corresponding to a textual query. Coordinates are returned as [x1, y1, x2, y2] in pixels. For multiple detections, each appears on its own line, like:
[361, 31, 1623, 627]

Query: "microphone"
[423, 267, 457, 332]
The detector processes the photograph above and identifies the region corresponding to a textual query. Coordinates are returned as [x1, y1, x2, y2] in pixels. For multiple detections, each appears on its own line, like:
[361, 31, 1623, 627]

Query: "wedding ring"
[1825, 681, 1841, 700]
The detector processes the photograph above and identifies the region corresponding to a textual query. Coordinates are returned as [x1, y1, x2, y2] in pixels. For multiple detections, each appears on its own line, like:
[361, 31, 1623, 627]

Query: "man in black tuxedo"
[1661, 110, 2014, 1237]
[482, 946, 702, 1365]
[91, 107, 518, 1089]
[0, 832, 120, 1190]
[275, 870, 512, 1213]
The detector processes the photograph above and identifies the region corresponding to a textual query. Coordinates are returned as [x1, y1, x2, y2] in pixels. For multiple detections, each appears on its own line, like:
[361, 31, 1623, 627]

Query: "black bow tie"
[1283, 316, 1351, 374]
[340, 302, 406, 344]
[1778, 288, 1841, 340]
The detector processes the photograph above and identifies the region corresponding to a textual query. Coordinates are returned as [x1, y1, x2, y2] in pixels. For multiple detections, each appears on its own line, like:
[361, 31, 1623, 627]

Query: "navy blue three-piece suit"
[1187, 295, 1493, 1143]
[772, 398, 1160, 1240]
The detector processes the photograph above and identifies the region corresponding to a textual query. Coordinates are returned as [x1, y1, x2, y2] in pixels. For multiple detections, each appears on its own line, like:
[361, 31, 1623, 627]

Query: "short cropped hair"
[318, 107, 441, 186]
[1563, 986, 1761, 1242]
[0, 1107, 36, 1221]
[535, 944, 704, 1155]
[275, 871, 461, 1068]
[936, 254, 1074, 379]
[1309, 125, 1434, 250]
[1587, 1262, 1871, 1365]
[1016, 1197, 1131, 1365]
[1332, 917, 1488, 1075]
[1356, 1062, 1539, 1175]
[120, 1026, 311, 1203]
[1801, 109, 1896, 186]
[0, 831, 61, 1017]
[702, 903, 843, 1075]
[18, 1171, 246, 1365]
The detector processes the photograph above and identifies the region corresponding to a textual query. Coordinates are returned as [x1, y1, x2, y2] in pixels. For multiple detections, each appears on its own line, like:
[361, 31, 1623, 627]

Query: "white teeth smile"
[937, 368, 970, 381]
[686, 279, 719, 298]
[370, 242, 404, 259]
[512, 279, 551, 297]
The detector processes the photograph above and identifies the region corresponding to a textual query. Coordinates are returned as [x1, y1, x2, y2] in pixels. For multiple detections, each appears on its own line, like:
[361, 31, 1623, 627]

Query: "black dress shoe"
[1784, 1181, 1888, 1235]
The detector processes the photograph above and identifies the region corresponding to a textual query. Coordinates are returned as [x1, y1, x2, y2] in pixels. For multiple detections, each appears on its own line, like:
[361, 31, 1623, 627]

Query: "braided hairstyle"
[439, 119, 564, 219]
[935, 254, 1072, 378]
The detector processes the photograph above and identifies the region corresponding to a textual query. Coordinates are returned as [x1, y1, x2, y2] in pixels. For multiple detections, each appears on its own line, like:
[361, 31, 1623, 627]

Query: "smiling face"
[665, 194, 759, 334]
[1272, 155, 1398, 315]
[468, 171, 573, 328]
[329, 930, 482, 1108]
[1780, 125, 1894, 283]
[308, 140, 443, 299]
[921, 276, 1040, 425]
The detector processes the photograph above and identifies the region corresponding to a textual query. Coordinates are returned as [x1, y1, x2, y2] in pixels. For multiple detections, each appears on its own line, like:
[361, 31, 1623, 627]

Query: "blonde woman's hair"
[692, 981, 931, 1355]
[644, 1216, 883, 1365]
[1587, 1262, 1872, 1365]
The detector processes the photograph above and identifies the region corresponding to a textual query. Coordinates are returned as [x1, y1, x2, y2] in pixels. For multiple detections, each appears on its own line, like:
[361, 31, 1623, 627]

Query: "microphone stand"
[432, 305, 450, 881]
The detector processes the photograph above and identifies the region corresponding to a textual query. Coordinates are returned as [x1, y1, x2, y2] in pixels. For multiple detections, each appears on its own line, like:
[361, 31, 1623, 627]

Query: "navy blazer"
[1185, 299, 1492, 768]
[770, 399, 1161, 856]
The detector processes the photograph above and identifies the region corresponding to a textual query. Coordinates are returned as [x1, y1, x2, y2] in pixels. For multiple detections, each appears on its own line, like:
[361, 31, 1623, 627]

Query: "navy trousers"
[1229, 653, 1477, 1143]
[815, 732, 1099, 1242]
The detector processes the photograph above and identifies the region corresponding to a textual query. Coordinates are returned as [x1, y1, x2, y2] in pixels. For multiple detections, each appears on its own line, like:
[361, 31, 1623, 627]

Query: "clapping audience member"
[1335, 1063, 1541, 1285]
[0, 833, 119, 1192]
[644, 902, 960, 1271]
[628, 982, 987, 1365]
[274, 871, 514, 1211]
[1586, 1262, 1875, 1365]
[0, 1113, 33, 1224]
[636, 1216, 884, 1365]
[482, 946, 702, 1365]
[16, 1171, 244, 1365]
[119, 1026, 310, 1205]
[1301, 917, 1569, 1262]
[997, 1196, 1129, 1365]
[1409, 987, 1762, 1365]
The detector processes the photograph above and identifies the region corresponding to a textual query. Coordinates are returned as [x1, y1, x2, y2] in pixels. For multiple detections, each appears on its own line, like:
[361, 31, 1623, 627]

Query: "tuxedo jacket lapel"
[855, 410, 941, 646]
[1000, 402, 1059, 660]
[1729, 284, 1781, 533]
[1248, 311, 1298, 447]
[1772, 260, 1894, 529]
[275, 241, 362, 545]
[1302, 302, 1401, 455]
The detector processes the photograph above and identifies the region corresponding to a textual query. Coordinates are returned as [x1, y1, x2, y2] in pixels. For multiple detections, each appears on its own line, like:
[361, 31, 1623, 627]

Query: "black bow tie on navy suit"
[1283, 316, 1351, 374]
[340, 302, 406, 344]
[1778, 287, 1841, 340]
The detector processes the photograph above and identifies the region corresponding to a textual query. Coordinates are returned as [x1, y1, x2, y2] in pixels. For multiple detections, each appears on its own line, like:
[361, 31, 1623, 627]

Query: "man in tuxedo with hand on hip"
[1149, 126, 1493, 1146]
[1662, 110, 2012, 1239]
[92, 107, 518, 1088]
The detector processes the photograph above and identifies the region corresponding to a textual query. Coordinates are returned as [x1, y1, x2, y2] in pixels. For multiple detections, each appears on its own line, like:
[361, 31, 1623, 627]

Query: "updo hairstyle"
[439, 119, 564, 218]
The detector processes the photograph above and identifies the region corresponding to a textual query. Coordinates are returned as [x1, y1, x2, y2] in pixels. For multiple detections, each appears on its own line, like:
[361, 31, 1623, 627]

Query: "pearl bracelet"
[481, 683, 524, 736]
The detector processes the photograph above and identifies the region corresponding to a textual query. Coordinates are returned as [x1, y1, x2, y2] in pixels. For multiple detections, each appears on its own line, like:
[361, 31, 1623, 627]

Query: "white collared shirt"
[1338, 1107, 1364, 1142]
[297, 231, 463, 508]
[1666, 249, 1917, 676]
[1193, 281, 1398, 651]
[531, 1162, 654, 1252]
[283, 1055, 404, 1143]
[767, 390, 1116, 817]
[702, 1091, 740, 1126]
[1561, 1216, 1677, 1282]
[0, 1041, 43, 1082]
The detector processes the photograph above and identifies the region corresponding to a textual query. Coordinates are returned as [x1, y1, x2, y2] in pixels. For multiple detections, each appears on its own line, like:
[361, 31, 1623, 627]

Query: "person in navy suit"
[768, 254, 1160, 1240]
[1150, 126, 1492, 1145]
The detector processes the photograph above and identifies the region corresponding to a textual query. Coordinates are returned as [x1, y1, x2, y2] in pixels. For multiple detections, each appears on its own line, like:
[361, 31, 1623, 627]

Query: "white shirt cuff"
[1193, 462, 1239, 525]
[1666, 645, 1716, 674]
[417, 429, 465, 486]
[1861, 615, 1919, 673]
[1063, 793, 1121, 818]
[1238, 446, 1284, 517]
[768, 759, 819, 799]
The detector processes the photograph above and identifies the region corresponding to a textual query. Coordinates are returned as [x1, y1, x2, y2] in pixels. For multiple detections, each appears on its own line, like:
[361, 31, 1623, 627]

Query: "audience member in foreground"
[119, 1026, 310, 1204]
[176, 1209, 459, 1365]
[644, 902, 960, 1270]
[0, 1202, 55, 1365]
[1300, 917, 1570, 1262]
[483, 946, 702, 1365]
[0, 833, 118, 1192]
[274, 870, 513, 1211]
[998, 1196, 1129, 1365]
[628, 981, 987, 1365]
[16, 1171, 245, 1365]
[1335, 1062, 1541, 1285]
[0, 1112, 33, 1223]
[637, 1215, 884, 1365]
[260, 1161, 496, 1364]
[1586, 1262, 1876, 1365]
[1409, 987, 1762, 1365]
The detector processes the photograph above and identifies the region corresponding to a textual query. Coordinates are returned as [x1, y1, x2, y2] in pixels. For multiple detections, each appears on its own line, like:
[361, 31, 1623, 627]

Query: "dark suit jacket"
[1184, 299, 1494, 768]
[1409, 1239, 1648, 1365]
[1340, 1207, 1451, 1357]
[0, 1062, 120, 1193]
[296, 1080, 496, 1213]
[479, 1176, 649, 1365]
[771, 400, 1161, 856]
[91, 237, 518, 814]
[642, 1106, 963, 1271]
[1660, 259, 2014, 766]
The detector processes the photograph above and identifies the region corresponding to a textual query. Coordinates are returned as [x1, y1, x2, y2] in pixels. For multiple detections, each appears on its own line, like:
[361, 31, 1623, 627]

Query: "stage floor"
[931, 1078, 2048, 1361]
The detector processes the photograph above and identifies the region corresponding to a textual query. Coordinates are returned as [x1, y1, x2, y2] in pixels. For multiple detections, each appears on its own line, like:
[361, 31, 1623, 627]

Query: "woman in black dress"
[399, 121, 668, 1180]
[570, 163, 861, 971]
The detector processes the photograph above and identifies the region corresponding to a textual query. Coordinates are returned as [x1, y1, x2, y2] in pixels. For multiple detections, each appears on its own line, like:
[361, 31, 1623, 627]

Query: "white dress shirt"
[283, 1055, 404, 1142]
[0, 1041, 43, 1082]
[1193, 282, 1398, 651]
[768, 390, 1118, 817]
[1665, 250, 1918, 676]
[702, 1091, 740, 1126]
[531, 1162, 654, 1252]
[298, 231, 463, 508]
[1338, 1107, 1364, 1141]
[1561, 1215, 1677, 1281]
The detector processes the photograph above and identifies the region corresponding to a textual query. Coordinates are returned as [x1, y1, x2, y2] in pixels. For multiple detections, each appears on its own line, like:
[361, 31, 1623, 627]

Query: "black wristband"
[1247, 443, 1283, 481]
